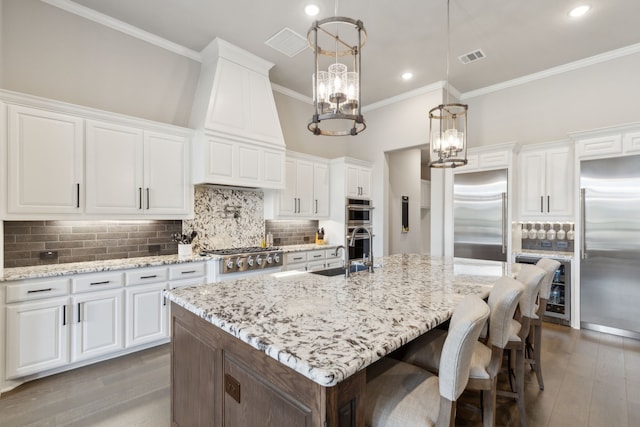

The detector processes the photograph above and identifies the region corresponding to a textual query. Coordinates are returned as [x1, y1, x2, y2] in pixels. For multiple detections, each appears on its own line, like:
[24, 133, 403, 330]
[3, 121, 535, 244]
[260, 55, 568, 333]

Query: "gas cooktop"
[200, 246, 280, 256]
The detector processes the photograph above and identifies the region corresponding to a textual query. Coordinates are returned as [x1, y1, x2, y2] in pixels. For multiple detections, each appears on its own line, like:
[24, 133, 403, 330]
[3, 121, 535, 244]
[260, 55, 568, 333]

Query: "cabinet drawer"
[169, 262, 206, 280]
[170, 276, 206, 289]
[285, 252, 308, 264]
[6, 278, 70, 303]
[72, 272, 124, 293]
[125, 267, 169, 286]
[307, 250, 325, 262]
[325, 248, 341, 260]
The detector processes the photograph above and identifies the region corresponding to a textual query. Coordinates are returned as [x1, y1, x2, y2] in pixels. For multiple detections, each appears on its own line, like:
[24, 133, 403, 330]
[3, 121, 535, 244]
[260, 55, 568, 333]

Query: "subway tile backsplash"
[3, 220, 181, 268]
[265, 220, 319, 246]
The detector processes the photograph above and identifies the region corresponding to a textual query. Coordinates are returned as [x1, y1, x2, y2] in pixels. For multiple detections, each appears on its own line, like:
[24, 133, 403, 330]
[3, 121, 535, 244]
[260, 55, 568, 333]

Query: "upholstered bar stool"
[527, 258, 561, 390]
[498, 264, 546, 427]
[402, 276, 524, 427]
[364, 294, 490, 427]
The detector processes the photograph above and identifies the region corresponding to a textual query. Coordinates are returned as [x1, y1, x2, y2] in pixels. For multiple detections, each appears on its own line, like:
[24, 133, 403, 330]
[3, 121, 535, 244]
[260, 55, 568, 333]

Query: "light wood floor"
[1, 322, 639, 426]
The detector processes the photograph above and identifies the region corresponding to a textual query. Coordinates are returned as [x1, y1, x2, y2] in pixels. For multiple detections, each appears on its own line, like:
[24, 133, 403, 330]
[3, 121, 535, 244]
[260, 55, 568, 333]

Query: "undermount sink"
[309, 264, 369, 277]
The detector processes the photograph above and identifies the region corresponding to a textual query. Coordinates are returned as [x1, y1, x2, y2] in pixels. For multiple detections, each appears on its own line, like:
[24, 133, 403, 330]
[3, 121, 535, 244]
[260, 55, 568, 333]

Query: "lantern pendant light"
[429, 0, 468, 168]
[307, 1, 366, 136]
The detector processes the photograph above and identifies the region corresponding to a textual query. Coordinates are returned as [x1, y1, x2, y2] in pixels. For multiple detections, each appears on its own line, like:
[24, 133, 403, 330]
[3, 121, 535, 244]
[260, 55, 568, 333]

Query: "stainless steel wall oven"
[346, 198, 373, 226]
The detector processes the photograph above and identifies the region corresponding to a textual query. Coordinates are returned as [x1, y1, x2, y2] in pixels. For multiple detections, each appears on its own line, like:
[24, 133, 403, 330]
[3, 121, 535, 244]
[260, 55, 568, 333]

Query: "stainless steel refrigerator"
[453, 169, 508, 262]
[580, 154, 640, 338]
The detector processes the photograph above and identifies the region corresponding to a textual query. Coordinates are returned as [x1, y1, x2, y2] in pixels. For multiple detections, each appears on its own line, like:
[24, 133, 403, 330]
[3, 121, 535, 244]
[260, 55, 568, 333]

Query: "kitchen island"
[165, 254, 509, 427]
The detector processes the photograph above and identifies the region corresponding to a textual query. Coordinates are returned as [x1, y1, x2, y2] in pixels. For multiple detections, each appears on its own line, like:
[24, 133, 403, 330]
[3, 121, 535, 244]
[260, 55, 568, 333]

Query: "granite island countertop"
[165, 253, 511, 387]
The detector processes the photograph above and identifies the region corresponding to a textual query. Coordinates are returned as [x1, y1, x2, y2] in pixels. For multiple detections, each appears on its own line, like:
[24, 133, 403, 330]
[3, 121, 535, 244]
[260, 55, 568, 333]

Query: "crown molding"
[461, 42, 640, 100]
[40, 0, 202, 61]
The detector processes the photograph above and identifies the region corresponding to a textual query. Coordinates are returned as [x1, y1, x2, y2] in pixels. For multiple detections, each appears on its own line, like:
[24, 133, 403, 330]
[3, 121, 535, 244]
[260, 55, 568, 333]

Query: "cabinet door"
[72, 289, 124, 362]
[238, 143, 261, 183]
[296, 160, 314, 216]
[313, 163, 330, 217]
[518, 150, 547, 217]
[545, 146, 573, 216]
[346, 165, 360, 197]
[85, 120, 144, 214]
[357, 167, 372, 198]
[206, 138, 234, 181]
[279, 158, 297, 215]
[126, 282, 168, 347]
[144, 132, 189, 214]
[263, 148, 285, 189]
[7, 105, 83, 214]
[6, 297, 69, 379]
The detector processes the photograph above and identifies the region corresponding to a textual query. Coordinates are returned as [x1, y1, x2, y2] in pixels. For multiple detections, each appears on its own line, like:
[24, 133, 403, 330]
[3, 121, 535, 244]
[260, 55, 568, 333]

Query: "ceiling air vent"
[265, 27, 309, 58]
[458, 49, 486, 65]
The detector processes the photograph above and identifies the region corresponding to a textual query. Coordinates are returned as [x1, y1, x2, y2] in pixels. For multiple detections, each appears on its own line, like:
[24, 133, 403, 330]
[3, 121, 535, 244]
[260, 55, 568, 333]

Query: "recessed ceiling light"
[402, 72, 413, 80]
[569, 5, 591, 18]
[305, 4, 320, 16]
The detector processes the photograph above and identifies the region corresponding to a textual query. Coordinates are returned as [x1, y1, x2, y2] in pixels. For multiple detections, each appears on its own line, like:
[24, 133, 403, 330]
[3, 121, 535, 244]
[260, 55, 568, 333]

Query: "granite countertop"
[0, 254, 212, 282]
[165, 253, 509, 387]
[280, 243, 340, 252]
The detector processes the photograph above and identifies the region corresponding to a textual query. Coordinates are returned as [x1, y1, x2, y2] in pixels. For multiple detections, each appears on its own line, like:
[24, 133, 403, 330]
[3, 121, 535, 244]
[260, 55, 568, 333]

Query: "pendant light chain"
[446, 0, 451, 106]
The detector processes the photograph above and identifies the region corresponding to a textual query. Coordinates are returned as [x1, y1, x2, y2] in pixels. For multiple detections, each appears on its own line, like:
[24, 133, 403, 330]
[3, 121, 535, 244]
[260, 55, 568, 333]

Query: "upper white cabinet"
[345, 163, 372, 199]
[196, 136, 285, 189]
[7, 105, 83, 214]
[85, 120, 189, 216]
[518, 142, 573, 218]
[573, 127, 640, 159]
[264, 151, 330, 219]
[456, 144, 514, 174]
[2, 91, 193, 219]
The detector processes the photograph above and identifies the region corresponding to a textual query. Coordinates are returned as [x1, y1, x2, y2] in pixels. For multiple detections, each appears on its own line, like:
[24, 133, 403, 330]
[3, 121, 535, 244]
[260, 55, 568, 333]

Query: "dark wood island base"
[170, 303, 365, 427]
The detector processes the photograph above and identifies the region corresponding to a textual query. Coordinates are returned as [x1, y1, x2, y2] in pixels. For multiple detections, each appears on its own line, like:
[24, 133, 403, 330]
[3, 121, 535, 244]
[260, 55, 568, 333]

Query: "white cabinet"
[282, 248, 342, 271]
[518, 143, 573, 218]
[197, 136, 285, 189]
[6, 296, 70, 379]
[125, 267, 170, 346]
[7, 105, 83, 215]
[346, 164, 371, 198]
[265, 152, 330, 219]
[71, 289, 124, 362]
[86, 120, 189, 216]
[313, 163, 330, 217]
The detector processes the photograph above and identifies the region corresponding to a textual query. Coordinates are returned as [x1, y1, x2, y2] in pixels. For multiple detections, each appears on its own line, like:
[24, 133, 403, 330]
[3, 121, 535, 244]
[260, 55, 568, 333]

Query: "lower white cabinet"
[2, 261, 207, 386]
[72, 289, 124, 362]
[282, 248, 343, 272]
[5, 296, 70, 379]
[125, 282, 168, 347]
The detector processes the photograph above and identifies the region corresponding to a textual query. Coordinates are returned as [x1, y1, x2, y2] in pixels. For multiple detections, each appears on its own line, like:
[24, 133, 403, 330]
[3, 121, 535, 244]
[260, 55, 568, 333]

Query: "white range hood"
[190, 38, 286, 189]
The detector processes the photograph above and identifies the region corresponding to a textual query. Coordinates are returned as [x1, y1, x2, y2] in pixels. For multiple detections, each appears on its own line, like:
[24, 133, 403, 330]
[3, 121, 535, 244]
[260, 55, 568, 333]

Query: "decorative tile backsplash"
[3, 220, 181, 268]
[183, 185, 265, 252]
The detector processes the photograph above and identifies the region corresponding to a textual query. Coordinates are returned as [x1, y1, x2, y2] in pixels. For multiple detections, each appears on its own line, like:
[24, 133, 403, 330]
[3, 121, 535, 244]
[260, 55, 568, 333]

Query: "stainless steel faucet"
[348, 227, 374, 273]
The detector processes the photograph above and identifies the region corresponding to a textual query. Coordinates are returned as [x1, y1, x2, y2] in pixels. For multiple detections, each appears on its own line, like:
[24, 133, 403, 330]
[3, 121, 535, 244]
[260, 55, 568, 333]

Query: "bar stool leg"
[533, 322, 544, 390]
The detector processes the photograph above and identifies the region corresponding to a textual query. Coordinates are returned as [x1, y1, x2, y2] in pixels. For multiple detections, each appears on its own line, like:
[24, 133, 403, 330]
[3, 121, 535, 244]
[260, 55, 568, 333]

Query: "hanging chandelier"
[429, 0, 468, 168]
[307, 10, 366, 136]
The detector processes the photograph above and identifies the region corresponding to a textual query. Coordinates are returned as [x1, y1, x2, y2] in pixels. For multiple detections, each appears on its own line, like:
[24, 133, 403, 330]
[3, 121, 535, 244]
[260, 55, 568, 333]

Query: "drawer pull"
[90, 281, 111, 286]
[293, 256, 303, 261]
[181, 270, 196, 274]
[27, 288, 53, 294]
[312, 254, 322, 258]
[140, 275, 158, 279]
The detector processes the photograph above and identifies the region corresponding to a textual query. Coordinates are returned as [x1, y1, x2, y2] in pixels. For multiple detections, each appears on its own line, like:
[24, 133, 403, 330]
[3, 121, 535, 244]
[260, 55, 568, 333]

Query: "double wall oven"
[346, 198, 373, 261]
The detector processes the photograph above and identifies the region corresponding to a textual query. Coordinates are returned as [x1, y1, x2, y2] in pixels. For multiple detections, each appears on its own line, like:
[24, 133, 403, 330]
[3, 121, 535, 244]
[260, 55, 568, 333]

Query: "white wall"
[346, 89, 444, 256]
[273, 91, 348, 159]
[1, 0, 200, 126]
[466, 52, 640, 148]
[387, 148, 422, 254]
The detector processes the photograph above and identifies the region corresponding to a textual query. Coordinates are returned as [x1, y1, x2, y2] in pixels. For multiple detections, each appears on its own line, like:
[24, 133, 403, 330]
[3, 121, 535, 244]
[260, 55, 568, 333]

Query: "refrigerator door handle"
[501, 192, 507, 254]
[580, 188, 586, 259]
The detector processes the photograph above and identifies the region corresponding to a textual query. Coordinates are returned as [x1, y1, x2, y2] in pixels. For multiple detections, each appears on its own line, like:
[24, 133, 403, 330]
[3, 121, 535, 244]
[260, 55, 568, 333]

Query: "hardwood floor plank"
[1, 325, 638, 427]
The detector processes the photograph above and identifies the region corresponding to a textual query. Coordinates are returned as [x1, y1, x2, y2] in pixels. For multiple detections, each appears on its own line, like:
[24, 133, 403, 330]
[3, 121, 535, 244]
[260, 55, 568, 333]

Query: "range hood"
[190, 38, 286, 189]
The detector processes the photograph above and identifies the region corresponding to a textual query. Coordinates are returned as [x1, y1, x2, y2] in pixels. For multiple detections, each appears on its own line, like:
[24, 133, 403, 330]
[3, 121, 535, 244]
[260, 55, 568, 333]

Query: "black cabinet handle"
[139, 187, 143, 209]
[315, 199, 318, 214]
[90, 281, 110, 286]
[181, 270, 196, 274]
[27, 288, 52, 294]
[146, 188, 150, 210]
[62, 305, 67, 326]
[140, 275, 158, 279]
[76, 183, 80, 208]
[540, 195, 544, 213]
[77, 303, 81, 323]
[547, 195, 550, 213]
